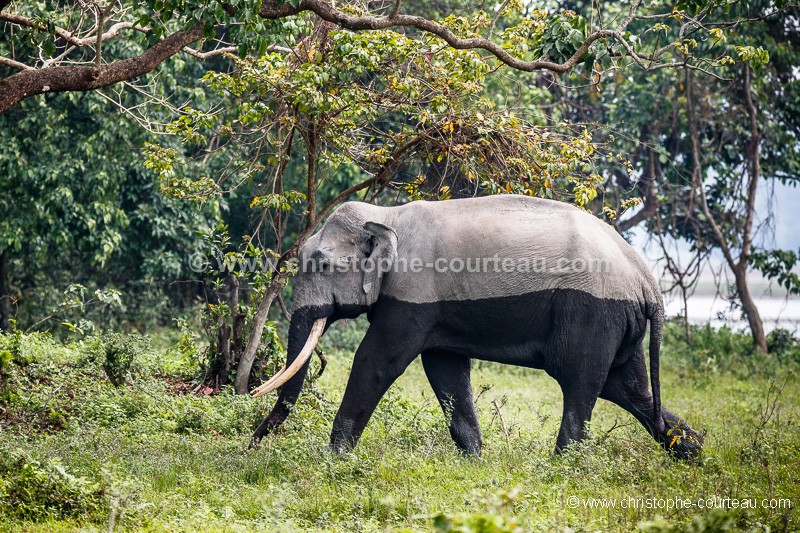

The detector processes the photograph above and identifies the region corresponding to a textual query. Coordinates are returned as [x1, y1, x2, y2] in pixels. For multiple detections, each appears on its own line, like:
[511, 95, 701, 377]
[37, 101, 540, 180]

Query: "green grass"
[0, 320, 798, 532]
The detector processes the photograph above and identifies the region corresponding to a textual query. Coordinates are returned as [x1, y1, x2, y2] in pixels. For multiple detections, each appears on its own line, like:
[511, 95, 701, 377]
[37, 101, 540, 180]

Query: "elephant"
[251, 195, 703, 460]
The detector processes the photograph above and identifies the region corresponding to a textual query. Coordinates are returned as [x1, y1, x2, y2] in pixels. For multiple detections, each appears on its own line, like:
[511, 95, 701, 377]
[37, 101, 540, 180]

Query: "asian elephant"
[251, 195, 703, 459]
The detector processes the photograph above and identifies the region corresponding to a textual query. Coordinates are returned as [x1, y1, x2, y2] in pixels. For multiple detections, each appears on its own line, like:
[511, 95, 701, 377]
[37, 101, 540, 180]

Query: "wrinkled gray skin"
[252, 195, 703, 460]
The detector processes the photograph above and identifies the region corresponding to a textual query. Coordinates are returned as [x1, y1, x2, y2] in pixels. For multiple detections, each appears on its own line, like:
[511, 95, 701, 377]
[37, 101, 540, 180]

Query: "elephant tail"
[647, 304, 665, 433]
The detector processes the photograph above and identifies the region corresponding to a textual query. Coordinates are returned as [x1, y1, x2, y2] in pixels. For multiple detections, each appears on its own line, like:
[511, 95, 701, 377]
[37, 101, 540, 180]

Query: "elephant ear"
[361, 221, 398, 305]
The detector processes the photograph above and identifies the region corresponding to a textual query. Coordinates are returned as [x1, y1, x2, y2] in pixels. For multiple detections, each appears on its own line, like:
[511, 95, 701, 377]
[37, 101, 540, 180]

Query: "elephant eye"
[309, 250, 332, 273]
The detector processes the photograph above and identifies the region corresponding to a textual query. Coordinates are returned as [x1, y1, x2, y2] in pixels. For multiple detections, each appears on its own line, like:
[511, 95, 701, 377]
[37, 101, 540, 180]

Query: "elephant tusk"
[250, 318, 326, 398]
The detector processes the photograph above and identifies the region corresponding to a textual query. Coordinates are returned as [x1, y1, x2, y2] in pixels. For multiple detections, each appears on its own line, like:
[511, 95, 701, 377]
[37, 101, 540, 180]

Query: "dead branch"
[0, 13, 142, 48]
[492, 399, 510, 442]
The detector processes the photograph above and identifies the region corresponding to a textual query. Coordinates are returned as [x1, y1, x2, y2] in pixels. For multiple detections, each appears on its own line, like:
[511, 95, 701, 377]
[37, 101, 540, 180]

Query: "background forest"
[1, 0, 799, 531]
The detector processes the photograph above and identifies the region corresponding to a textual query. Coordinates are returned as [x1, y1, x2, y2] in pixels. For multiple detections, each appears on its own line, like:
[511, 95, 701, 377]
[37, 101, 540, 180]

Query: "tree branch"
[617, 147, 660, 231]
[687, 68, 736, 269]
[0, 0, 697, 114]
[0, 56, 34, 70]
[0, 25, 203, 114]
[487, 0, 511, 40]
[258, 0, 640, 74]
[0, 13, 142, 48]
[740, 63, 760, 264]
[95, 6, 105, 67]
[182, 45, 238, 59]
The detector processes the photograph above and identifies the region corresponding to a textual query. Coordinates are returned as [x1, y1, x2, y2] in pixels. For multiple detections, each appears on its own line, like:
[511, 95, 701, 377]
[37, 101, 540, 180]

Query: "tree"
[148, 17, 611, 392]
[0, 51, 220, 333]
[556, 0, 800, 352]
[5, 0, 794, 357]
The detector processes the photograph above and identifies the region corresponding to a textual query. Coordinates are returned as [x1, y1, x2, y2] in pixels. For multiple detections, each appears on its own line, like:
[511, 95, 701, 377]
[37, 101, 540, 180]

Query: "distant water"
[663, 295, 800, 333]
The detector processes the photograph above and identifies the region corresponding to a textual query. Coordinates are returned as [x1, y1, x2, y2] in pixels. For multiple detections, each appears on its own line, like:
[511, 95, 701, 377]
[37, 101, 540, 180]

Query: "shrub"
[175, 408, 205, 434]
[0, 348, 12, 375]
[766, 328, 800, 365]
[84, 333, 148, 386]
[660, 318, 798, 376]
[0, 348, 15, 407]
[0, 452, 106, 521]
[322, 316, 368, 354]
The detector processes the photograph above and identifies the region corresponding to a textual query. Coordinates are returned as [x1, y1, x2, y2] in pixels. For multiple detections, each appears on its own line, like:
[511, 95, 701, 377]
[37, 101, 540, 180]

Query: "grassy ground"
[0, 320, 798, 532]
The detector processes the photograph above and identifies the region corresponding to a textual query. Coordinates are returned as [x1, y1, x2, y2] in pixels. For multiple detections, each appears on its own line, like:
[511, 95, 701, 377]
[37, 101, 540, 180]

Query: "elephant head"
[250, 205, 397, 437]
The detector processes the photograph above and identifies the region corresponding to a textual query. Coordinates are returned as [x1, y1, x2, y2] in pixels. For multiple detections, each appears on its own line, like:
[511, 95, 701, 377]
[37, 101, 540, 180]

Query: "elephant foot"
[250, 410, 290, 450]
[455, 446, 482, 458]
[449, 419, 483, 456]
[328, 416, 361, 455]
[328, 434, 357, 455]
[326, 442, 349, 455]
[659, 415, 704, 461]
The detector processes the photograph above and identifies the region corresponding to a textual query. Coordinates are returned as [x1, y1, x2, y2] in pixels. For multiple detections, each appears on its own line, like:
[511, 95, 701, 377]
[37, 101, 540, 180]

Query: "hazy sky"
[629, 179, 800, 264]
[761, 181, 800, 251]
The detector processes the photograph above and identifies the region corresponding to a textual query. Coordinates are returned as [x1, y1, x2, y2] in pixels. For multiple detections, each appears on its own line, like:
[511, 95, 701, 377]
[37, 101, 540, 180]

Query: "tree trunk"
[233, 274, 287, 394]
[0, 249, 10, 332]
[734, 264, 768, 353]
[681, 284, 691, 344]
[738, 64, 767, 354]
[217, 320, 232, 385]
[252, 308, 315, 441]
[687, 66, 767, 354]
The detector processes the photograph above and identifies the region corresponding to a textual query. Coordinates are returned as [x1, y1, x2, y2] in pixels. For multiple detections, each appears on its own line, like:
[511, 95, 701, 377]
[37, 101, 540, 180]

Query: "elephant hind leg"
[600, 355, 703, 460]
[555, 373, 607, 455]
[421, 349, 482, 455]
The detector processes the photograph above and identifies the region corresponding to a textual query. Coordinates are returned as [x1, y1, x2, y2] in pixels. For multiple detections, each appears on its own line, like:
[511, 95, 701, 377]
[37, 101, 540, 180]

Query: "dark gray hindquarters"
[329, 289, 641, 454]
[325, 287, 703, 459]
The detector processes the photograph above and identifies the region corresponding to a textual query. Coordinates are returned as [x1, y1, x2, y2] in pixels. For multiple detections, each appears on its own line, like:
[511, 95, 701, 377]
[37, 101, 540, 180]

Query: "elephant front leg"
[329, 323, 421, 454]
[421, 349, 482, 455]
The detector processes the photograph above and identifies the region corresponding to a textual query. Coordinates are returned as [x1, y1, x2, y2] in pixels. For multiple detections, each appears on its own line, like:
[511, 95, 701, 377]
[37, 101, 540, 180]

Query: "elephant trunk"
[250, 310, 325, 442]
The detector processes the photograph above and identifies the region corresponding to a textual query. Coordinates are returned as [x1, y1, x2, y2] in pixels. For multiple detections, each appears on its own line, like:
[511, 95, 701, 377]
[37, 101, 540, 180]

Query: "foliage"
[663, 319, 759, 376]
[748, 249, 800, 295]
[765, 328, 800, 366]
[36, 284, 123, 336]
[539, 0, 800, 350]
[181, 223, 293, 387]
[570, 0, 800, 228]
[0, 52, 221, 333]
[1, 0, 758, 92]
[434, 511, 522, 533]
[150, 22, 610, 209]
